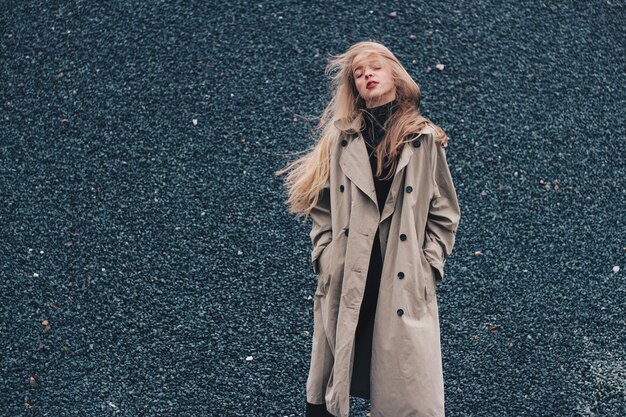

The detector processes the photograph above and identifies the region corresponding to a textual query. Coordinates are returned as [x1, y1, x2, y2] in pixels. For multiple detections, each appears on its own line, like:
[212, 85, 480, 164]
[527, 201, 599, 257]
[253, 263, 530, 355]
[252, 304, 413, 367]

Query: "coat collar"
[339, 132, 415, 221]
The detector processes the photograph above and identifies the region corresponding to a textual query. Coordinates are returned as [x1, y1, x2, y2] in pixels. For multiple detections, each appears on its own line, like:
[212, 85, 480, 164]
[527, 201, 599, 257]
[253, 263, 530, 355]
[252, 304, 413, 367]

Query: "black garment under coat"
[349, 98, 399, 399]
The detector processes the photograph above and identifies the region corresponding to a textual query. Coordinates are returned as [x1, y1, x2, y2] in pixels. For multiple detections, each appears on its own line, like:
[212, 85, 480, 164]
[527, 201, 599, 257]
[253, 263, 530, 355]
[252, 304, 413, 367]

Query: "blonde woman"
[276, 41, 461, 417]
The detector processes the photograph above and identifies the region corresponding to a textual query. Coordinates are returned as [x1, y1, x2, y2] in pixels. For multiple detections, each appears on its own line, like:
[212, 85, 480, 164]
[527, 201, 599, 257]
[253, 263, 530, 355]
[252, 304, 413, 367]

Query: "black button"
[339, 184, 344, 192]
[399, 233, 407, 241]
[406, 186, 413, 193]
[412, 140, 421, 148]
[397, 272, 405, 279]
[341, 139, 348, 147]
[397, 309, 404, 316]
[344, 228, 349, 236]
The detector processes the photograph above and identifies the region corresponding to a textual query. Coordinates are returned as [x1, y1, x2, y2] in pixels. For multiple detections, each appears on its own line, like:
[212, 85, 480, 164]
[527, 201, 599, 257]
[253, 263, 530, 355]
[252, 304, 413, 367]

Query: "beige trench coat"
[305, 125, 461, 417]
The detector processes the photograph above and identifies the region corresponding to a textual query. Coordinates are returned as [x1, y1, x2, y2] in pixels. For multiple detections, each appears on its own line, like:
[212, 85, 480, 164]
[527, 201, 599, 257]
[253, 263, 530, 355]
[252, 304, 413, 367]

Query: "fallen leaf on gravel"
[475, 251, 482, 256]
[489, 325, 500, 332]
[41, 320, 51, 331]
[507, 342, 513, 349]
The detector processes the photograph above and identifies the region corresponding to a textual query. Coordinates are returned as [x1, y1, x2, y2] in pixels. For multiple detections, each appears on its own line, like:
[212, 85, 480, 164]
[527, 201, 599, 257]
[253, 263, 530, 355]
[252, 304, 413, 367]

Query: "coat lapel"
[380, 139, 413, 223]
[339, 133, 378, 210]
[339, 132, 415, 221]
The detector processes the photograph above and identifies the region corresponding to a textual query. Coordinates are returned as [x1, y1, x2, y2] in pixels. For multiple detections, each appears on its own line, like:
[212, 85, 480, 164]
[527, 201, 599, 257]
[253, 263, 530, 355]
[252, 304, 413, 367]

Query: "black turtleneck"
[360, 98, 399, 214]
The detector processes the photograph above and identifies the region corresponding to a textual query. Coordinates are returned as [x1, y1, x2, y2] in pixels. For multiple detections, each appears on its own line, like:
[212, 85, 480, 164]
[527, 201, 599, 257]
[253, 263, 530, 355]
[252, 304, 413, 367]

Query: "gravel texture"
[1, 1, 625, 416]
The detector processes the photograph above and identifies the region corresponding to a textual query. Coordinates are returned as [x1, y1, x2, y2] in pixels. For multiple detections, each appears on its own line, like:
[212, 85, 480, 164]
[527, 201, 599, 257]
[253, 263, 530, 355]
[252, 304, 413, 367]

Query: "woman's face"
[351, 52, 396, 108]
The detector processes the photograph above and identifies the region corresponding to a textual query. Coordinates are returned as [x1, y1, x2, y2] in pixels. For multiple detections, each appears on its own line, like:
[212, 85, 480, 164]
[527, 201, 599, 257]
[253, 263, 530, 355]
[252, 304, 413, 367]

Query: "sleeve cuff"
[423, 243, 445, 283]
[430, 262, 444, 283]
[311, 233, 333, 274]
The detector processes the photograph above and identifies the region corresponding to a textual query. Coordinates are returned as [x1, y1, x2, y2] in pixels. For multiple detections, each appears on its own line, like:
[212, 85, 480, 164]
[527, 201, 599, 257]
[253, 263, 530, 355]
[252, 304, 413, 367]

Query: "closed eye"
[355, 67, 381, 78]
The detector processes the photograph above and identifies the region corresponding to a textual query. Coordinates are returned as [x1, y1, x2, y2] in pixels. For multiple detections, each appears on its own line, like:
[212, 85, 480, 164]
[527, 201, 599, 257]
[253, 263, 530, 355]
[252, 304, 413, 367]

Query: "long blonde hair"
[275, 41, 448, 219]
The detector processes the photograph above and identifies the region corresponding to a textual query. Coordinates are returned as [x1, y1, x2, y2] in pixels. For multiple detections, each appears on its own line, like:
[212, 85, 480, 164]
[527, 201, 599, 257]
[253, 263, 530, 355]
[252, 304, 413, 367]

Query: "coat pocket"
[314, 240, 334, 297]
[419, 249, 437, 302]
[424, 265, 437, 302]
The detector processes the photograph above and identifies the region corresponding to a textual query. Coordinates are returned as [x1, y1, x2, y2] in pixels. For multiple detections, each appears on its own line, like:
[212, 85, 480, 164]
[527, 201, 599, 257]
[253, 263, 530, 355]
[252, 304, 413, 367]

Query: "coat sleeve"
[310, 176, 333, 275]
[422, 140, 461, 283]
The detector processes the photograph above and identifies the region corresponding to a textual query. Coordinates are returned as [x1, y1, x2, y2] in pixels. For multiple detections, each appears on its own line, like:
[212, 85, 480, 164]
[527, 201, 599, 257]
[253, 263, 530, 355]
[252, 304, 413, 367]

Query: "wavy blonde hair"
[275, 40, 448, 219]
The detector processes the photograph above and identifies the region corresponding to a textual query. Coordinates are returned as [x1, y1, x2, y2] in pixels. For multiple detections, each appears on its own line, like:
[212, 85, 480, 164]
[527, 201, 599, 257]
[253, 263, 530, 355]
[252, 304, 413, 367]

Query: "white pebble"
[612, 265, 620, 273]
[246, 356, 253, 361]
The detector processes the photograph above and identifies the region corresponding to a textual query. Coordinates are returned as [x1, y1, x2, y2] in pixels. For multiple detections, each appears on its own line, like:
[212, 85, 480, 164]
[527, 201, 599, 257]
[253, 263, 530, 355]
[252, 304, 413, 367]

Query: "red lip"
[366, 81, 378, 89]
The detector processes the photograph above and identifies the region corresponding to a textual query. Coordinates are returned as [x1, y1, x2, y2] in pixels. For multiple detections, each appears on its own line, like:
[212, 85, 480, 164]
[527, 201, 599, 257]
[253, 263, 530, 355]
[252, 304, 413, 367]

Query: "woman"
[276, 41, 461, 417]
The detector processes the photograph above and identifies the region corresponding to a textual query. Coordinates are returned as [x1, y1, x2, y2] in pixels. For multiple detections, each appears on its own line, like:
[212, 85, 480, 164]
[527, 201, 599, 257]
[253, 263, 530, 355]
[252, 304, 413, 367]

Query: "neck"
[365, 91, 397, 108]
[363, 98, 399, 122]
[366, 97, 396, 109]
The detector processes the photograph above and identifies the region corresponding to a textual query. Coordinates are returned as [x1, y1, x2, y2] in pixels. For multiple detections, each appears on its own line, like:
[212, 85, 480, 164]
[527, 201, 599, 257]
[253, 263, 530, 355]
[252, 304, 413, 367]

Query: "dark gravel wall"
[1, 1, 624, 416]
